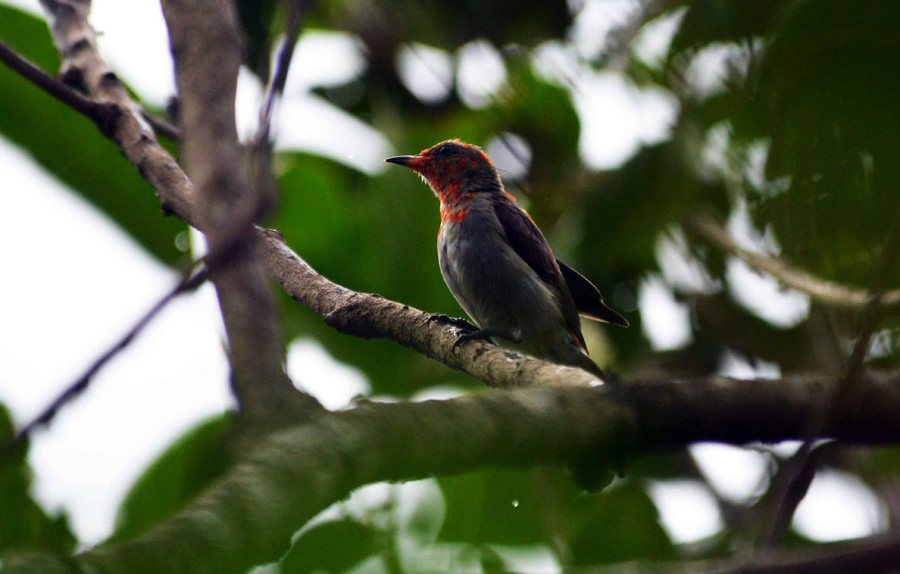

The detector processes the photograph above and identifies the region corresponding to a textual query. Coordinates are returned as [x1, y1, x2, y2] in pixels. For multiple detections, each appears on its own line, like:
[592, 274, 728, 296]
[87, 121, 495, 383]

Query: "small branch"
[2, 266, 208, 456]
[765, 212, 900, 546]
[141, 110, 180, 140]
[0, 38, 109, 121]
[37, 0, 196, 220]
[256, 0, 308, 147]
[764, 319, 878, 546]
[249, 0, 309, 231]
[686, 212, 900, 312]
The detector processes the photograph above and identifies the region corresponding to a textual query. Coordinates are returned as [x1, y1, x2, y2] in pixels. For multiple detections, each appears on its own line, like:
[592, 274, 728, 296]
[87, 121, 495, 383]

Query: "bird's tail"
[574, 352, 606, 381]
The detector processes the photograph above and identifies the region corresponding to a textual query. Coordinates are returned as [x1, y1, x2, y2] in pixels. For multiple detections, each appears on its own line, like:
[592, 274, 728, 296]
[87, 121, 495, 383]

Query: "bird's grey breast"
[438, 210, 492, 324]
[438, 202, 547, 331]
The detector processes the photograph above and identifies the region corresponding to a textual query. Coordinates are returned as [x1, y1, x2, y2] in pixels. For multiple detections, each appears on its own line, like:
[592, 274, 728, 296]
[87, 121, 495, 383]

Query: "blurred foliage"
[3, 0, 900, 571]
[0, 404, 75, 554]
[111, 414, 233, 542]
[281, 519, 381, 574]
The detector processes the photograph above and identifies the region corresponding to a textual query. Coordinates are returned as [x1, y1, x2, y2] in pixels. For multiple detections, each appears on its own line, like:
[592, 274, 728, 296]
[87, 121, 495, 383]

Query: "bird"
[386, 139, 628, 379]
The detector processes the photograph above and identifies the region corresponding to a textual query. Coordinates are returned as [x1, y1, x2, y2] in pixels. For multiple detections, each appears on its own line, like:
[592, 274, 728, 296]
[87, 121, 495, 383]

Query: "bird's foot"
[428, 313, 477, 331]
[451, 328, 520, 352]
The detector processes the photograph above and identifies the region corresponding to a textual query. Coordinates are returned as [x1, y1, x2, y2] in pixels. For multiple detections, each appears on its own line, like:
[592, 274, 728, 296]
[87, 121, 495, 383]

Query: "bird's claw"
[428, 313, 477, 331]
[451, 336, 472, 352]
[450, 334, 472, 352]
[450, 328, 517, 352]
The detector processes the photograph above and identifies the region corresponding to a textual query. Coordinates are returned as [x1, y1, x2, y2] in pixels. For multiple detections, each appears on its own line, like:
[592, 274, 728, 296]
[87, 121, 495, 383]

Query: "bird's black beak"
[385, 155, 418, 167]
[384, 155, 425, 171]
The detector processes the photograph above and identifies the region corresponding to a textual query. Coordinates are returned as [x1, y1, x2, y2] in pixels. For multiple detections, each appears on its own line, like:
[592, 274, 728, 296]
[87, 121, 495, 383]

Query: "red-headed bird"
[386, 139, 628, 379]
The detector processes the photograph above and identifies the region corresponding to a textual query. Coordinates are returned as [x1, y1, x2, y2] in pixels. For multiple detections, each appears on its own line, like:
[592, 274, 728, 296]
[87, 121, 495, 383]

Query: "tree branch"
[260, 228, 601, 387]
[248, 0, 309, 247]
[159, 0, 320, 434]
[0, 37, 107, 120]
[579, 534, 900, 573]
[686, 212, 900, 312]
[36, 0, 196, 220]
[713, 535, 900, 574]
[256, 0, 309, 148]
[4, 371, 900, 574]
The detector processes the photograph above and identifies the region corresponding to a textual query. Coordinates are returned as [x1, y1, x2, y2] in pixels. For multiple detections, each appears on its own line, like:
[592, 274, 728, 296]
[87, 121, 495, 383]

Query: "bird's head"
[386, 139, 501, 201]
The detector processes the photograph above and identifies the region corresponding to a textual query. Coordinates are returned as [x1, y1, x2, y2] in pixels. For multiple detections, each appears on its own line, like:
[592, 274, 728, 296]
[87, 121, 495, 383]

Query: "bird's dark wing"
[492, 198, 588, 349]
[556, 259, 629, 327]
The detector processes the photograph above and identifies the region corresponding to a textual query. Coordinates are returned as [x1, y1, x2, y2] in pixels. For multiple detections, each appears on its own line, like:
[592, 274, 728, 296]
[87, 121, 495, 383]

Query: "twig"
[686, 212, 900, 313]
[0, 35, 180, 143]
[1, 199, 276, 459]
[0, 37, 109, 121]
[142, 110, 180, 140]
[250, 0, 309, 219]
[2, 265, 209, 456]
[762, 439, 830, 547]
[764, 211, 900, 546]
[764, 318, 879, 546]
[256, 0, 308, 148]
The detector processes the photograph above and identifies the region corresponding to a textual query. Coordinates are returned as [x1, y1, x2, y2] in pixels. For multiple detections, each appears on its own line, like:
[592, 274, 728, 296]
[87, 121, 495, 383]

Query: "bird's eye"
[435, 144, 453, 157]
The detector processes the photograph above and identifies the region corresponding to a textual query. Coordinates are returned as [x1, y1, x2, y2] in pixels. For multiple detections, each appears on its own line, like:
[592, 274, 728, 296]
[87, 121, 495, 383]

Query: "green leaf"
[668, 0, 781, 58]
[0, 404, 76, 552]
[111, 414, 233, 541]
[235, 0, 278, 78]
[280, 519, 381, 574]
[750, 0, 900, 285]
[499, 62, 581, 191]
[571, 482, 674, 565]
[439, 468, 586, 547]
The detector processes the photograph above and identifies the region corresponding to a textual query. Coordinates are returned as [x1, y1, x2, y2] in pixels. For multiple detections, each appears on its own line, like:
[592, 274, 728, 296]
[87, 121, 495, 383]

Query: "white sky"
[0, 0, 886, 553]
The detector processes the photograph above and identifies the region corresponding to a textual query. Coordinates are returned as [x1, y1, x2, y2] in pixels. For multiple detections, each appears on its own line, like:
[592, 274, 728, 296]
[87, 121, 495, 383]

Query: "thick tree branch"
[4, 371, 900, 574]
[720, 535, 900, 574]
[581, 535, 900, 573]
[160, 0, 319, 433]
[686, 212, 900, 312]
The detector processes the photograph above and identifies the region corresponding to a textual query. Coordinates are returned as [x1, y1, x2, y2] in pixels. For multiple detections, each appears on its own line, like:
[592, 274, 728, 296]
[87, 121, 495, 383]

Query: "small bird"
[386, 139, 628, 379]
